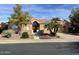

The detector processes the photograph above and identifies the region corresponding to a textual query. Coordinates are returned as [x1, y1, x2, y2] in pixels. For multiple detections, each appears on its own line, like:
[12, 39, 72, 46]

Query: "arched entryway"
[32, 21, 40, 33]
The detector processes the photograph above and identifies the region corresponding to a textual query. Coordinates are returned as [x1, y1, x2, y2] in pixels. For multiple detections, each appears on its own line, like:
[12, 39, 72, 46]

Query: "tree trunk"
[49, 29, 52, 34]
[49, 29, 56, 36]
[54, 28, 58, 33]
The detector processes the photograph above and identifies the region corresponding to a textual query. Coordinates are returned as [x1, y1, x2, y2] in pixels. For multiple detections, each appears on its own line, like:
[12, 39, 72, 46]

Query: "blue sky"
[0, 4, 79, 23]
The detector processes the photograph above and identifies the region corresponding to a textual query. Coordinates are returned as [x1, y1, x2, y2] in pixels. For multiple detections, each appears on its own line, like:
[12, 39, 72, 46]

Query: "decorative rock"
[34, 36, 39, 39]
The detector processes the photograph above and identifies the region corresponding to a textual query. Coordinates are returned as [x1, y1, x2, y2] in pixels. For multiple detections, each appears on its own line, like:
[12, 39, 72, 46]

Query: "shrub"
[2, 30, 12, 38]
[21, 32, 29, 39]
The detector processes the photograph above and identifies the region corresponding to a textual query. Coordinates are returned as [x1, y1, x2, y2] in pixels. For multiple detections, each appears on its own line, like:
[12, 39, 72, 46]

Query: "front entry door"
[32, 21, 40, 33]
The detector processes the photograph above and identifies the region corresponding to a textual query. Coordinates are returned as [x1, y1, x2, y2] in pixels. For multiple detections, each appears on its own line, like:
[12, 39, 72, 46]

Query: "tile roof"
[30, 18, 47, 24]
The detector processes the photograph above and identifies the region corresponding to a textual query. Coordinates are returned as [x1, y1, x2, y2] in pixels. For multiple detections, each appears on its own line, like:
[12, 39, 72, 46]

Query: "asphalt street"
[0, 42, 79, 55]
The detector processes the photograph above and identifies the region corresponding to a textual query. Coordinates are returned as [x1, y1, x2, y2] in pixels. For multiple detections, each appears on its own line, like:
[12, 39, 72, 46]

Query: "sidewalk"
[0, 38, 79, 44]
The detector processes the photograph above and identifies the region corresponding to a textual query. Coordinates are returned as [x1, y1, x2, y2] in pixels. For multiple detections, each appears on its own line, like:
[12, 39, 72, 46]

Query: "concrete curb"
[0, 39, 79, 44]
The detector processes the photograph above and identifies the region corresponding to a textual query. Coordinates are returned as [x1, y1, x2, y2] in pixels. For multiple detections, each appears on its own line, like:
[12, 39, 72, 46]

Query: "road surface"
[0, 42, 79, 55]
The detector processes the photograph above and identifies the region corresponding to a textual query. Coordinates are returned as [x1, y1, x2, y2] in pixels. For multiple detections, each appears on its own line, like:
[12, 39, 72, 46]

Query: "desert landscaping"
[0, 33, 79, 44]
[0, 4, 79, 44]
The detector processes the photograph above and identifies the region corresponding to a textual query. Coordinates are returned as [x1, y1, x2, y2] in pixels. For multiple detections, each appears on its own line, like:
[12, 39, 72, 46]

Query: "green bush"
[2, 30, 12, 38]
[21, 32, 29, 39]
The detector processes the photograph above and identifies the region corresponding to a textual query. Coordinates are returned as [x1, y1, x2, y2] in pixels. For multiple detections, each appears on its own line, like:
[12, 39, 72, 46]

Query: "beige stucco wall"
[25, 23, 50, 35]
[21, 19, 66, 38]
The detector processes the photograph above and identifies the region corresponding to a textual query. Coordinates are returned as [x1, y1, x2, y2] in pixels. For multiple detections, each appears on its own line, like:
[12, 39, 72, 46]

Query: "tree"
[69, 8, 79, 25]
[51, 18, 61, 33]
[69, 8, 79, 33]
[44, 18, 61, 35]
[51, 18, 60, 21]
[9, 4, 31, 28]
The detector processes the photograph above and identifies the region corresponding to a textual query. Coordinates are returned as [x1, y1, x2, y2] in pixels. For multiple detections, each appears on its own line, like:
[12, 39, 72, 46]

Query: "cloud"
[0, 4, 79, 22]
[21, 4, 73, 19]
[28, 8, 71, 19]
